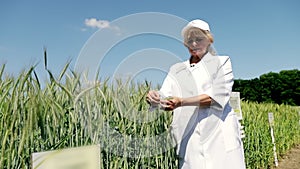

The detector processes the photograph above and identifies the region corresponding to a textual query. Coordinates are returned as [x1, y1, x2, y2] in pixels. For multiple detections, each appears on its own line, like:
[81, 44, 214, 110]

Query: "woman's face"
[186, 35, 210, 58]
[184, 28, 211, 58]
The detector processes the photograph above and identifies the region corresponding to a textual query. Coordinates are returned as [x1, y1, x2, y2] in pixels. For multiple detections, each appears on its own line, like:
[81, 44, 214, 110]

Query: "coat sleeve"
[159, 71, 174, 98]
[159, 62, 187, 98]
[203, 56, 234, 110]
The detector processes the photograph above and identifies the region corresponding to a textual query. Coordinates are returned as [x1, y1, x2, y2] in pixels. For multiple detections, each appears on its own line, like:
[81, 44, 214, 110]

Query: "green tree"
[233, 69, 300, 106]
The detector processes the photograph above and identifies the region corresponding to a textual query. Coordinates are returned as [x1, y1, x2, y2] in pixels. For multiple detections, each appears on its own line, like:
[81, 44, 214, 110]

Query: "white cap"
[181, 19, 210, 37]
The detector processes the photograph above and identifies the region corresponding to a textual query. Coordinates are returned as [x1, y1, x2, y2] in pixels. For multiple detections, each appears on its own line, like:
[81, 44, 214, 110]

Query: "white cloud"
[84, 18, 110, 29]
[83, 18, 121, 35]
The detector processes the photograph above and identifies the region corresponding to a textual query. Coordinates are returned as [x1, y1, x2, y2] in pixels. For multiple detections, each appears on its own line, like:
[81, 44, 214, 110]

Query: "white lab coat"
[160, 52, 246, 169]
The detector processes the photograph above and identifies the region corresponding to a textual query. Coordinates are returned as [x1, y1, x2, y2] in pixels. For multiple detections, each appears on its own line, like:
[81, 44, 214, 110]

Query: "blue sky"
[0, 0, 299, 85]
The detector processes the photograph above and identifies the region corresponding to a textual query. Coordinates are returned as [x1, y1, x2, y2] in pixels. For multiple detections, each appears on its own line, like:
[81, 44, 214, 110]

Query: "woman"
[146, 19, 246, 169]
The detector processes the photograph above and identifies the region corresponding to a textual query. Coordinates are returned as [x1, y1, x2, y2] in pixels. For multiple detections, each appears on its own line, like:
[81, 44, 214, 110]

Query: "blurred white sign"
[229, 92, 243, 120]
[32, 145, 100, 169]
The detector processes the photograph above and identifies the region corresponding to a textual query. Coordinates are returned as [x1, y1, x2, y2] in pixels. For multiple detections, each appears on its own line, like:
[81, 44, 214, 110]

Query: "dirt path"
[271, 144, 300, 169]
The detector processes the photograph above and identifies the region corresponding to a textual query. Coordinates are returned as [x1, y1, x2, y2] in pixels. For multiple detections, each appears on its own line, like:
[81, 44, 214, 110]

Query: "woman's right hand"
[146, 90, 161, 106]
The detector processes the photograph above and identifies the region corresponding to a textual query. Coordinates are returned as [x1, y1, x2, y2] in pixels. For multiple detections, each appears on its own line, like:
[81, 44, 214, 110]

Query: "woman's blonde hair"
[183, 27, 216, 55]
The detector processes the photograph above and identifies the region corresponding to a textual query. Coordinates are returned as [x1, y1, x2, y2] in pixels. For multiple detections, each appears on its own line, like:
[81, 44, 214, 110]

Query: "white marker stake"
[268, 112, 278, 167]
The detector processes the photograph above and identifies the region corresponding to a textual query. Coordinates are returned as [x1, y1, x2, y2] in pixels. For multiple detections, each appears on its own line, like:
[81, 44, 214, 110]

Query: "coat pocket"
[221, 113, 242, 152]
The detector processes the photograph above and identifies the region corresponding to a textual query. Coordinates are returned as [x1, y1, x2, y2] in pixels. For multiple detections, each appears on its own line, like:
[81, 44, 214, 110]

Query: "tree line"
[232, 69, 300, 106]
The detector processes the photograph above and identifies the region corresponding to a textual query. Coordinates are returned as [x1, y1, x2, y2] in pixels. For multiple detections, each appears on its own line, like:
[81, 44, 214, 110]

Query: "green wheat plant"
[0, 61, 299, 169]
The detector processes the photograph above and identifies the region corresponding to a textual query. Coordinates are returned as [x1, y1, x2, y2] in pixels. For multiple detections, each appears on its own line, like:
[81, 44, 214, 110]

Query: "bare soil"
[270, 144, 300, 169]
